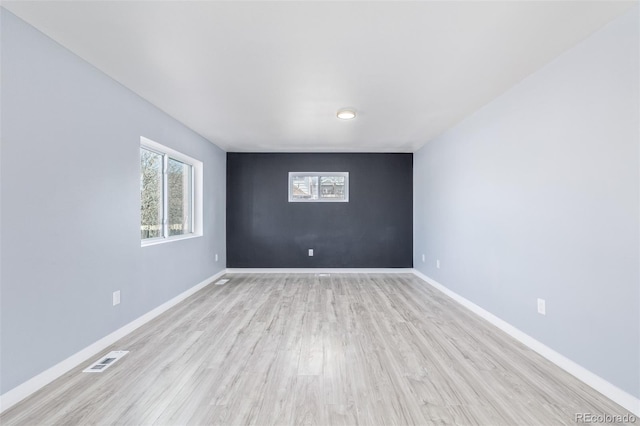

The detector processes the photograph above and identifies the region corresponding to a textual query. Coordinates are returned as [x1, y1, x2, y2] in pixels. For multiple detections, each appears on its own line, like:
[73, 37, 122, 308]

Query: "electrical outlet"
[436, 259, 440, 269]
[308, 249, 314, 257]
[537, 298, 546, 315]
[215, 254, 218, 262]
[422, 254, 425, 263]
[113, 290, 121, 306]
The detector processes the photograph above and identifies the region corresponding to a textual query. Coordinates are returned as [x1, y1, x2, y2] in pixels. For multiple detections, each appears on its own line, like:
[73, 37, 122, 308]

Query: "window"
[288, 172, 349, 202]
[140, 137, 203, 246]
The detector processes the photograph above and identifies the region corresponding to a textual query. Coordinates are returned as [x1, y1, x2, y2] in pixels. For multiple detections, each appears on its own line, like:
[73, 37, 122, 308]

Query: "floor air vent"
[83, 350, 128, 373]
[215, 279, 230, 285]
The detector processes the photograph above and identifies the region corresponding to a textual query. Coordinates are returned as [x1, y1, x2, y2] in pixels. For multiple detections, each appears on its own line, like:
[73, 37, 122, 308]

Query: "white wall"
[414, 8, 639, 398]
[0, 10, 226, 394]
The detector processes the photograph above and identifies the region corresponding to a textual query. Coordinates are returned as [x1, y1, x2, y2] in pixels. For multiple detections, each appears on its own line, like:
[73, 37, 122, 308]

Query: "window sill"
[141, 233, 202, 247]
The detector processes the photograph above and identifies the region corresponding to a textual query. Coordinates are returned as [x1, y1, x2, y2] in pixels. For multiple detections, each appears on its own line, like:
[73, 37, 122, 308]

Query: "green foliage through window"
[140, 147, 193, 240]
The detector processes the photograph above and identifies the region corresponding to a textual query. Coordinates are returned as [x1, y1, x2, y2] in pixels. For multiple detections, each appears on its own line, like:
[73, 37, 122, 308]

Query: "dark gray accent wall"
[227, 153, 412, 268]
[0, 10, 226, 395]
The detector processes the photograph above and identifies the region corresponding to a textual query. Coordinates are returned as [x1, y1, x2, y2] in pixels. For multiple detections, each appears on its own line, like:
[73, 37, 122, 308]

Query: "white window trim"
[141, 136, 203, 247]
[288, 172, 349, 203]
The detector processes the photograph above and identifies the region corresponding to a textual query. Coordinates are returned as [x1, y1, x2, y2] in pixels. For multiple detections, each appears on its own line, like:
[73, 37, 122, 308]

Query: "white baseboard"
[225, 268, 414, 274]
[0, 269, 227, 414]
[412, 269, 640, 417]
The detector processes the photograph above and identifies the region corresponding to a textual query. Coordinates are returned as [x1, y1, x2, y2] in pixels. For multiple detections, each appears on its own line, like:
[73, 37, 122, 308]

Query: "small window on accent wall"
[140, 137, 203, 246]
[288, 172, 349, 202]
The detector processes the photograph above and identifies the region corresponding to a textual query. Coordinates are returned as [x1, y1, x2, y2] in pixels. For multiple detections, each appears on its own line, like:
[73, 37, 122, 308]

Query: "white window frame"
[288, 172, 349, 203]
[140, 136, 203, 247]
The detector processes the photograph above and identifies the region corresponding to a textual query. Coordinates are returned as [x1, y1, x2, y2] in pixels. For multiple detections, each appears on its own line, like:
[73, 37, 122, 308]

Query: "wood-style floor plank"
[1, 273, 633, 425]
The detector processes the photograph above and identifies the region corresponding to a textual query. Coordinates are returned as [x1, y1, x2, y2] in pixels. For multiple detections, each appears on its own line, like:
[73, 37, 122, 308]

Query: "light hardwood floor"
[1, 273, 633, 425]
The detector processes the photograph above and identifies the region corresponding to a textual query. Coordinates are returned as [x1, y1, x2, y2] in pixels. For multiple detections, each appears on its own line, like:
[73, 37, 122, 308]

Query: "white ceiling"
[3, 1, 635, 152]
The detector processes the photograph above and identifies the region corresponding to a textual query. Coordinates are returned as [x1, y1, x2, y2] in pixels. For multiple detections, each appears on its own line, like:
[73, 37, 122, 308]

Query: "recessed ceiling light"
[337, 109, 356, 120]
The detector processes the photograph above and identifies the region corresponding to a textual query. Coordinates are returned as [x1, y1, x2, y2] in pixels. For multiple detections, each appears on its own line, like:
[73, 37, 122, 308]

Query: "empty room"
[0, 1, 638, 425]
